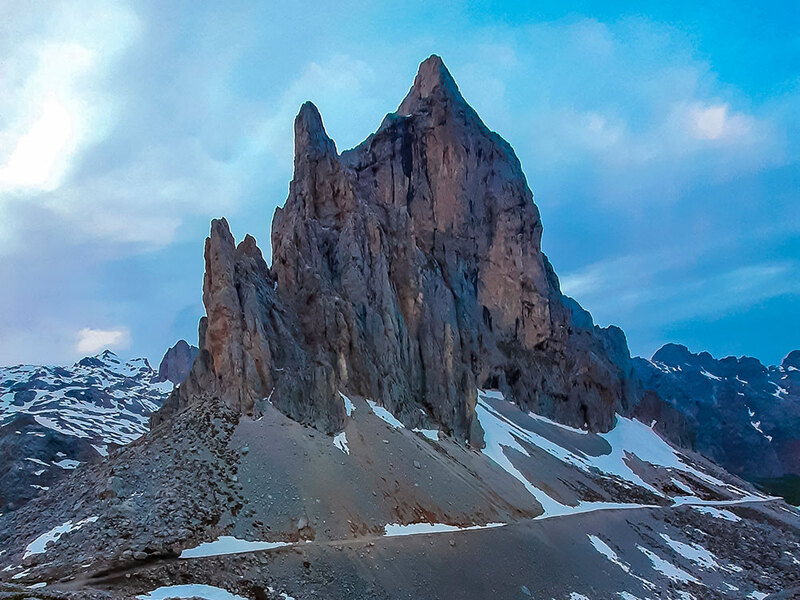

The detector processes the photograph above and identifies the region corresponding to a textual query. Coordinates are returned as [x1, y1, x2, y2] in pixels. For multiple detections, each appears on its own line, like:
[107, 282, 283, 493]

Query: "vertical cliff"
[153, 55, 640, 443]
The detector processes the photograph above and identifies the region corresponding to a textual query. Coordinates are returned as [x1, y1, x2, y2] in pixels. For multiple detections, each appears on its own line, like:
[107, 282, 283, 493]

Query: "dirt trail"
[63, 496, 784, 595]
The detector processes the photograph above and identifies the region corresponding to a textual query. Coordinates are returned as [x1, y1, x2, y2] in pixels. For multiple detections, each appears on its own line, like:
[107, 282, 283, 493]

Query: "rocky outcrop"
[156, 340, 198, 385]
[634, 343, 800, 491]
[153, 55, 641, 443]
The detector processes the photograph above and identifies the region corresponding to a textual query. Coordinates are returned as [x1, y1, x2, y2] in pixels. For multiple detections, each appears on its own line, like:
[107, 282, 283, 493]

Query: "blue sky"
[0, 0, 797, 366]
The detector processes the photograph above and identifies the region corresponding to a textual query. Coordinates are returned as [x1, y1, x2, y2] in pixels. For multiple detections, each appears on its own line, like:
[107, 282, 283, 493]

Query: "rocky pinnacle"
[152, 55, 640, 444]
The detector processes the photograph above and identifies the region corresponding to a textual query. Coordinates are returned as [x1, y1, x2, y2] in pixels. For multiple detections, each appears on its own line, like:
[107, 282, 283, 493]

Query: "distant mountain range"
[635, 344, 800, 504]
[0, 342, 196, 513]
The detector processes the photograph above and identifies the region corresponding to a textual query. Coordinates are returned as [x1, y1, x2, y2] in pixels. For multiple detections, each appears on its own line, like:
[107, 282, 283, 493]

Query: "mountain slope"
[1, 387, 797, 598]
[635, 343, 800, 503]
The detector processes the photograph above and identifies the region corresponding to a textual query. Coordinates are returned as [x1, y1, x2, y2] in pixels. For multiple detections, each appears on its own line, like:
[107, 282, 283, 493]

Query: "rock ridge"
[153, 55, 642, 444]
[634, 342, 800, 493]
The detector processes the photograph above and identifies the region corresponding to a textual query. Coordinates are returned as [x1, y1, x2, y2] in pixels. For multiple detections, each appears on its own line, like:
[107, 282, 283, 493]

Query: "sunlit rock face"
[154, 55, 641, 444]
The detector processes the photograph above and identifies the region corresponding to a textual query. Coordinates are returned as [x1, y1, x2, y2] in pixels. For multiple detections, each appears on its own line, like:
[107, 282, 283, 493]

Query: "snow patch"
[638, 545, 700, 584]
[587, 535, 656, 591]
[340, 392, 355, 417]
[23, 516, 98, 558]
[383, 522, 505, 537]
[670, 478, 694, 495]
[700, 369, 722, 381]
[659, 533, 720, 570]
[180, 536, 289, 559]
[366, 399, 404, 429]
[136, 584, 249, 600]
[412, 428, 439, 441]
[475, 389, 726, 513]
[92, 444, 109, 457]
[333, 432, 350, 455]
[691, 506, 741, 522]
[673, 495, 767, 507]
[11, 568, 31, 580]
[588, 535, 630, 573]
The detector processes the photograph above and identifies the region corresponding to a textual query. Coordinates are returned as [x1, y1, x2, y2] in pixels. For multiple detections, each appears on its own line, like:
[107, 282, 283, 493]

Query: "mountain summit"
[154, 55, 639, 444]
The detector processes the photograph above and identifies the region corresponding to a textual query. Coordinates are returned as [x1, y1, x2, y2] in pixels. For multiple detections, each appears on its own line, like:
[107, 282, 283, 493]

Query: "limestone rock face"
[153, 55, 640, 443]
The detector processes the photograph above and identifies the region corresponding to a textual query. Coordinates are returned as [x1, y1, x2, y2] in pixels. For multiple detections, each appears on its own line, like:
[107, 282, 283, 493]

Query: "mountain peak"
[783, 350, 800, 370]
[157, 53, 637, 442]
[157, 339, 198, 385]
[294, 101, 336, 165]
[398, 54, 466, 115]
[652, 343, 693, 365]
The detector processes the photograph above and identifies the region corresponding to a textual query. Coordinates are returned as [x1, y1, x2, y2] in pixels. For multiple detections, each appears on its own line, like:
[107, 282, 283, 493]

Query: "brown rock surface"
[153, 55, 640, 443]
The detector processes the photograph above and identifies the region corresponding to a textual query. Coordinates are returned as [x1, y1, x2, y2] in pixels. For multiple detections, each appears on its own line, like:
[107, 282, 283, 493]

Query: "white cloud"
[76, 327, 131, 354]
[0, 1, 140, 242]
[470, 18, 789, 204]
[0, 96, 75, 191]
[562, 251, 800, 330]
[683, 102, 754, 141]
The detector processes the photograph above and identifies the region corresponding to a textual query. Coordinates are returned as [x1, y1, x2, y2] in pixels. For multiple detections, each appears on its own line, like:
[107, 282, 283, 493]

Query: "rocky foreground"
[1, 56, 798, 599]
[1, 391, 798, 598]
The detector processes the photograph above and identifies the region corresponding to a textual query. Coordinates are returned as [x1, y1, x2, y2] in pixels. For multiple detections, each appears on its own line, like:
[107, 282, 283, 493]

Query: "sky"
[0, 0, 798, 367]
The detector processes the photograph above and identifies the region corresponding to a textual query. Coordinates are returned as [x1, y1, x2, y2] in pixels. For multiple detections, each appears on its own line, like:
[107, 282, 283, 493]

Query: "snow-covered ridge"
[1, 349, 171, 446]
[0, 349, 172, 512]
[634, 343, 800, 502]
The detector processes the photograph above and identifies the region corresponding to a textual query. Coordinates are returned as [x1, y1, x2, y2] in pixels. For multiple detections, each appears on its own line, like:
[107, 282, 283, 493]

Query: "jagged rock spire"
[155, 54, 640, 442]
[294, 101, 336, 165]
[398, 55, 465, 112]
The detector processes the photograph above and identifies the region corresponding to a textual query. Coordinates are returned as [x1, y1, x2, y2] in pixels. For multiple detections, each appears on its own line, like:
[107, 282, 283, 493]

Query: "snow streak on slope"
[180, 536, 289, 559]
[637, 545, 700, 584]
[475, 389, 758, 517]
[366, 399, 404, 429]
[383, 522, 505, 537]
